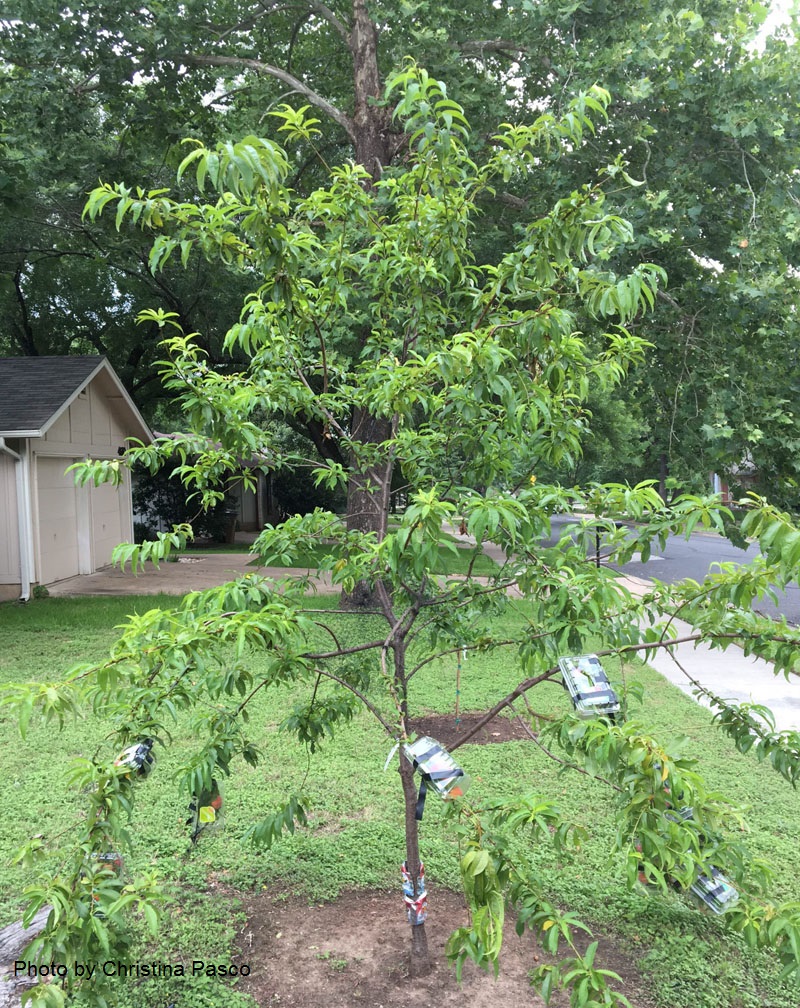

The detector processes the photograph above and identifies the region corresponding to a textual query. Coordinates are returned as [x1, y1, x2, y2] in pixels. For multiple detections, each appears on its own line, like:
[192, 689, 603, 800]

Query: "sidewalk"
[622, 574, 800, 732]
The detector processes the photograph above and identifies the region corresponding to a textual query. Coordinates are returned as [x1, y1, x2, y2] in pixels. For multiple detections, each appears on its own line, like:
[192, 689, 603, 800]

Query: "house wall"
[91, 478, 128, 567]
[35, 455, 81, 584]
[31, 377, 135, 585]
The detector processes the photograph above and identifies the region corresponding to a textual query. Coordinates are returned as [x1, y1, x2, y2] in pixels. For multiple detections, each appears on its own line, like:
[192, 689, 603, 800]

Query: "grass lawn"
[1, 594, 798, 1007]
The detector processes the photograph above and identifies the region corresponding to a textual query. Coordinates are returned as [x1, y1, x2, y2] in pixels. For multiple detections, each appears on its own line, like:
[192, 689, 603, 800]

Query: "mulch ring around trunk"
[233, 887, 657, 1008]
[229, 713, 655, 1006]
[410, 712, 534, 749]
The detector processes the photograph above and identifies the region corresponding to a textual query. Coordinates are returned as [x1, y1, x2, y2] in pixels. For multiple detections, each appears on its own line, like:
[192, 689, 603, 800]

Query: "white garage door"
[0, 454, 20, 583]
[36, 456, 80, 584]
[91, 478, 125, 568]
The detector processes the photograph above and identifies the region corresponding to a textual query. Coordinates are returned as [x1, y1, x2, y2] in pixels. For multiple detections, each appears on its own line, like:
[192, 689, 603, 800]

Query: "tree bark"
[339, 2, 396, 603]
[659, 451, 668, 503]
[393, 636, 433, 976]
[176, 52, 356, 142]
[12, 269, 38, 356]
[0, 907, 50, 962]
[399, 753, 432, 976]
[0, 907, 51, 1008]
[341, 408, 393, 606]
[345, 409, 393, 536]
[349, 0, 392, 178]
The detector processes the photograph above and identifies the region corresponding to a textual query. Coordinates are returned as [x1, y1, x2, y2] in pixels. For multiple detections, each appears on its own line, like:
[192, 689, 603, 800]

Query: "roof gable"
[0, 356, 151, 442]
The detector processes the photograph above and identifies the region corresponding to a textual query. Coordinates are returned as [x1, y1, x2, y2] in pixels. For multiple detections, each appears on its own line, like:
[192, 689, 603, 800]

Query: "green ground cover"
[0, 594, 798, 1007]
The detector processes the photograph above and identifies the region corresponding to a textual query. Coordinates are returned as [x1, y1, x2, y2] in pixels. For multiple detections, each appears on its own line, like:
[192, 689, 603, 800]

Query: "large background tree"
[3, 1, 799, 499]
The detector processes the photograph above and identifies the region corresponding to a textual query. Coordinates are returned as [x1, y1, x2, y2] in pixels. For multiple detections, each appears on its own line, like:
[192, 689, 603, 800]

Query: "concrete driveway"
[46, 552, 336, 596]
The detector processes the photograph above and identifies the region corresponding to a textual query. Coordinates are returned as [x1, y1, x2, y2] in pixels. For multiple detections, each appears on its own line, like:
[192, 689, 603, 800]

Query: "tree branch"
[499, 191, 529, 210]
[308, 0, 350, 42]
[175, 52, 356, 141]
[448, 629, 788, 751]
[457, 39, 529, 57]
[207, 3, 297, 42]
[450, 668, 562, 750]
[405, 578, 521, 645]
[314, 666, 395, 737]
[12, 268, 37, 355]
[407, 638, 522, 680]
[509, 700, 624, 793]
[301, 637, 386, 660]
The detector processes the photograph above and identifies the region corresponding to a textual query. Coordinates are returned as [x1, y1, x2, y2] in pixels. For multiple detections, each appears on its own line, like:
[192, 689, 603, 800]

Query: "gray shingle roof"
[0, 356, 106, 434]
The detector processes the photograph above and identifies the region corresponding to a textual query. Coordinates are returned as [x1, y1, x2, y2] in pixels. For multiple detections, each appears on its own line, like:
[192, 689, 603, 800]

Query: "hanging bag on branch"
[558, 654, 621, 720]
[690, 866, 739, 914]
[403, 736, 469, 820]
[187, 778, 224, 844]
[636, 805, 740, 914]
[114, 738, 156, 778]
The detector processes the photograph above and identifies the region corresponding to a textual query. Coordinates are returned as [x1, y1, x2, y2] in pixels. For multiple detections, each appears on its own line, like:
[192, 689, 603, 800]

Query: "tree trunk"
[350, 0, 392, 179]
[345, 409, 393, 536]
[0, 907, 50, 962]
[399, 743, 432, 977]
[0, 907, 51, 1008]
[338, 3, 402, 603]
[659, 451, 668, 503]
[393, 637, 433, 977]
[341, 409, 394, 607]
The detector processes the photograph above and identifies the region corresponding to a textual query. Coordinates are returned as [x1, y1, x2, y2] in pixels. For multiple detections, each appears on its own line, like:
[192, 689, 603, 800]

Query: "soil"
[233, 889, 658, 1008]
[410, 712, 533, 748]
[232, 715, 656, 1008]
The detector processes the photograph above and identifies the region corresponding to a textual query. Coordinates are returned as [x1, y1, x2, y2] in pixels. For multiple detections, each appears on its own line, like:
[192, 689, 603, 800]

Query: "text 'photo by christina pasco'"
[13, 959, 251, 980]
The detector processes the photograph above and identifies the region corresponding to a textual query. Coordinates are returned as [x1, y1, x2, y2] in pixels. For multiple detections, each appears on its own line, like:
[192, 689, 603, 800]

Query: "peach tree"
[5, 65, 800, 1007]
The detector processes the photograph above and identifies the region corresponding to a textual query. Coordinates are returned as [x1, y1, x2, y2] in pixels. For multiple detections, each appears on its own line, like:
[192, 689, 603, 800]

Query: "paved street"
[548, 515, 800, 625]
[643, 616, 800, 732]
[618, 574, 800, 732]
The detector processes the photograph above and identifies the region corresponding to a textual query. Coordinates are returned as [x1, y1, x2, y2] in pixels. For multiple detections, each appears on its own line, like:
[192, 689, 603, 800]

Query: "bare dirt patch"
[233, 888, 657, 1008]
[410, 712, 533, 748]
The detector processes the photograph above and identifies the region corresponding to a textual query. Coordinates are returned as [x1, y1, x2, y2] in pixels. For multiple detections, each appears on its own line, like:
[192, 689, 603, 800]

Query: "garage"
[0, 356, 151, 600]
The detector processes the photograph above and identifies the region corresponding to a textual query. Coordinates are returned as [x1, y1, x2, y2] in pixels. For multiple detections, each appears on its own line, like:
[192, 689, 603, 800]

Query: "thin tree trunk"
[398, 726, 432, 976]
[394, 636, 433, 976]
